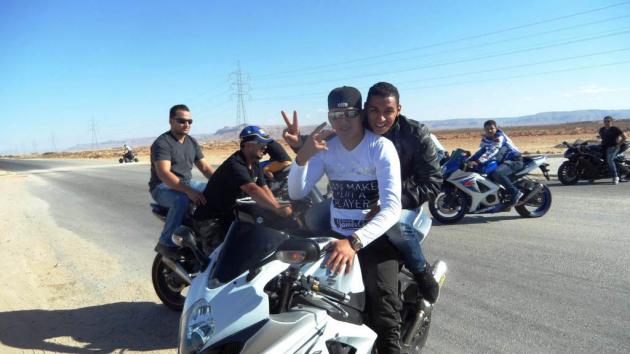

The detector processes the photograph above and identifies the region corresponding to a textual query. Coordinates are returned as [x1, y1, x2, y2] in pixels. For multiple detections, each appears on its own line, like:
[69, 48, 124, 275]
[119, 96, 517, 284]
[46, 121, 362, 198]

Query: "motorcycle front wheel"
[558, 161, 579, 185]
[515, 185, 552, 218]
[151, 254, 188, 311]
[428, 190, 468, 224]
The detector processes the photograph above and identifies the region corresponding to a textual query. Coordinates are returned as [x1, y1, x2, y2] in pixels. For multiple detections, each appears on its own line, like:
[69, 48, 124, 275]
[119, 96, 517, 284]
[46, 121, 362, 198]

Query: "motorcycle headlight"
[180, 299, 215, 354]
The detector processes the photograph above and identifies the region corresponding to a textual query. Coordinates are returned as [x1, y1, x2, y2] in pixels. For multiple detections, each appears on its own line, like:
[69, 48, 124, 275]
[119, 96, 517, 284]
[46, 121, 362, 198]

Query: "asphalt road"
[1, 158, 629, 353]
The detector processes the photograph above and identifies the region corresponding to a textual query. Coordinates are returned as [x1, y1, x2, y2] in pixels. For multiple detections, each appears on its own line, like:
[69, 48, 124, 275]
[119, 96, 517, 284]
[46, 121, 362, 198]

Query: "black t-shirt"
[149, 131, 204, 192]
[599, 126, 624, 147]
[194, 151, 267, 220]
[265, 140, 291, 162]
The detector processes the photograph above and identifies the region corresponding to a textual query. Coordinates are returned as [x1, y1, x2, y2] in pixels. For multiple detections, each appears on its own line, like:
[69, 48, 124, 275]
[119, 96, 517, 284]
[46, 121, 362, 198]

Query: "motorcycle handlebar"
[307, 276, 350, 302]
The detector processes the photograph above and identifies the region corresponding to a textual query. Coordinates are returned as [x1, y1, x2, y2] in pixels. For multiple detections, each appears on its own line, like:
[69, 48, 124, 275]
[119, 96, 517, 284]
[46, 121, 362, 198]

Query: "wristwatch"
[349, 234, 363, 252]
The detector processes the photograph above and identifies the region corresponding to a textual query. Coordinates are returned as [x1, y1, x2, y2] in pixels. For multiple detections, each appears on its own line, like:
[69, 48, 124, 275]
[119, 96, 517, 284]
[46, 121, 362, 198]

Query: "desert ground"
[4, 120, 629, 164]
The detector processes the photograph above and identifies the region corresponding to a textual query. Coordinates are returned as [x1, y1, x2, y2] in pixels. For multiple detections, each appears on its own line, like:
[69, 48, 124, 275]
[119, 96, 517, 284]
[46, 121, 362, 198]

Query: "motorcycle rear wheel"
[515, 185, 552, 218]
[558, 161, 579, 185]
[428, 190, 467, 224]
[151, 254, 187, 311]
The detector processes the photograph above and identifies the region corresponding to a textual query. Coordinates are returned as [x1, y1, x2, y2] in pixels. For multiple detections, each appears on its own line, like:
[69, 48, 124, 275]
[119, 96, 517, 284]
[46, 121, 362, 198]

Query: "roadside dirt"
[0, 175, 177, 353]
[7, 120, 628, 162]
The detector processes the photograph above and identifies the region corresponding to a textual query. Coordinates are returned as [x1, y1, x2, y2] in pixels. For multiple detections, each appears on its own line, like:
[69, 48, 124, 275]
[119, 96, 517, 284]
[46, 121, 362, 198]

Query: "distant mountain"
[423, 109, 630, 130]
[66, 109, 630, 151]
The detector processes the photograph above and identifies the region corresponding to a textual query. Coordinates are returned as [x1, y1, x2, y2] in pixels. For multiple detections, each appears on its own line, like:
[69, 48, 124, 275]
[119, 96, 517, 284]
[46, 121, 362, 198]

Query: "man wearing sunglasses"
[149, 104, 215, 256]
[287, 86, 404, 354]
[193, 125, 293, 231]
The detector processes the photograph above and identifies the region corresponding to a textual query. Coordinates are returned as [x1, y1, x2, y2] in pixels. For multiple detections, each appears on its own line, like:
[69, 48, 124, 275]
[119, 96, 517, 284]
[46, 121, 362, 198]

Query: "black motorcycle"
[119, 150, 139, 163]
[558, 141, 629, 185]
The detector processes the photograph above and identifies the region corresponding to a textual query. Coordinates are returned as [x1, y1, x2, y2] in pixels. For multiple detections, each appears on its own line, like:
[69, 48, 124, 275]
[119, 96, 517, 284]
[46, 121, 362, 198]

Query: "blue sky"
[1, 0, 630, 153]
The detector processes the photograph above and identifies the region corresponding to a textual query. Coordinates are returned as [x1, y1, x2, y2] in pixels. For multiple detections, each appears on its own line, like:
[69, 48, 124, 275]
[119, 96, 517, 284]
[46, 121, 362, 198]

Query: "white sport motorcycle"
[173, 201, 447, 354]
[429, 148, 552, 224]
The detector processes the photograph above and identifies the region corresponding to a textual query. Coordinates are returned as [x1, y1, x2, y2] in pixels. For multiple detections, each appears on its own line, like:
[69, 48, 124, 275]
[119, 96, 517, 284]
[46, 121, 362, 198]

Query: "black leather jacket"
[376, 115, 443, 209]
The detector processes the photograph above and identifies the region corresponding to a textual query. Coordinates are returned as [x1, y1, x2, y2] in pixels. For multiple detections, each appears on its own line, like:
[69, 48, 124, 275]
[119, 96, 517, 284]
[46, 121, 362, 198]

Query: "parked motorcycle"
[429, 149, 552, 224]
[150, 189, 322, 311]
[557, 141, 629, 185]
[175, 201, 447, 353]
[119, 150, 139, 163]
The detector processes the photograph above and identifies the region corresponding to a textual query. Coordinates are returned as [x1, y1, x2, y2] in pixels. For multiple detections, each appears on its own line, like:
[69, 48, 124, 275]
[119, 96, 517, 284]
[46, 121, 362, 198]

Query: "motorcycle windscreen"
[210, 220, 289, 284]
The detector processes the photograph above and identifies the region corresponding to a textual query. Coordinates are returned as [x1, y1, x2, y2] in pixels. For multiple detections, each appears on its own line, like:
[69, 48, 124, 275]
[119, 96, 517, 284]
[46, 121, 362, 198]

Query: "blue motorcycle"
[428, 149, 552, 224]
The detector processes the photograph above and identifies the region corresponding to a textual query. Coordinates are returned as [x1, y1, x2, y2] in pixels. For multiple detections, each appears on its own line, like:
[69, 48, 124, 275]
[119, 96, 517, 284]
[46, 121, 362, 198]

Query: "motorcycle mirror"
[275, 238, 320, 264]
[172, 225, 196, 249]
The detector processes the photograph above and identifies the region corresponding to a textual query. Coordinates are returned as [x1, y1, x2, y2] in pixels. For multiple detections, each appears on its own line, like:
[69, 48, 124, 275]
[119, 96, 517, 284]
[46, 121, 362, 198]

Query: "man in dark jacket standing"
[598, 115, 627, 184]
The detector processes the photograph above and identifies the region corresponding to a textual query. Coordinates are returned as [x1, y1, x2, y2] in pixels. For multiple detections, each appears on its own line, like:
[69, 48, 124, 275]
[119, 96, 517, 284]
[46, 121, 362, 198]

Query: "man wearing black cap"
[288, 86, 405, 353]
[194, 125, 292, 229]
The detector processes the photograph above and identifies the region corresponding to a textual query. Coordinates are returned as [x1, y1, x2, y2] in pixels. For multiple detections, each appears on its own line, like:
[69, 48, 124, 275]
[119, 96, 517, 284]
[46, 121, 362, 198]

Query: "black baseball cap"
[328, 86, 362, 110]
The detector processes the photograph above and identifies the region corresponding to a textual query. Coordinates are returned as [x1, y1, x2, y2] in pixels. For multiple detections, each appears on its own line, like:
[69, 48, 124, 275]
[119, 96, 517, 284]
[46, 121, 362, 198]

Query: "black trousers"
[359, 236, 402, 354]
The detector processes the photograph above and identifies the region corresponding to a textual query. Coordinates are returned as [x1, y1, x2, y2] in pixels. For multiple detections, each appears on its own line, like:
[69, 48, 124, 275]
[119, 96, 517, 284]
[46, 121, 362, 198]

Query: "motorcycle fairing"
[447, 169, 501, 212]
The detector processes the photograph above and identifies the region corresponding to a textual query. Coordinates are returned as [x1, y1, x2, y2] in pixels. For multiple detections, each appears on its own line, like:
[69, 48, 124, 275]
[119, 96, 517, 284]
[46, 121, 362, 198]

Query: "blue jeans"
[606, 146, 620, 178]
[151, 180, 206, 247]
[304, 200, 428, 274]
[490, 159, 524, 196]
[386, 209, 428, 274]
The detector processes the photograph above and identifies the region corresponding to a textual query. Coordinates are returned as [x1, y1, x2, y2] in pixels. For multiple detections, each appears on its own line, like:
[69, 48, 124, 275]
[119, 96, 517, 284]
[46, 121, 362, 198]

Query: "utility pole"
[50, 133, 57, 152]
[229, 61, 251, 128]
[90, 118, 99, 150]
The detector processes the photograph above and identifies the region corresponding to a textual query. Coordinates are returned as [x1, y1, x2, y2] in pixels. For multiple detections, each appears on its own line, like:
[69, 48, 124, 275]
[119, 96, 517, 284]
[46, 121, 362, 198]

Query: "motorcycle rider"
[282, 82, 443, 301]
[287, 86, 404, 354]
[598, 116, 627, 184]
[193, 125, 293, 232]
[363, 82, 442, 304]
[467, 120, 524, 206]
[149, 104, 215, 256]
[262, 139, 292, 178]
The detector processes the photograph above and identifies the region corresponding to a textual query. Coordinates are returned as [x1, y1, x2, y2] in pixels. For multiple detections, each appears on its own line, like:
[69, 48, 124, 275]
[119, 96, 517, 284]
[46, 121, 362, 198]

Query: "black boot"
[414, 263, 440, 304]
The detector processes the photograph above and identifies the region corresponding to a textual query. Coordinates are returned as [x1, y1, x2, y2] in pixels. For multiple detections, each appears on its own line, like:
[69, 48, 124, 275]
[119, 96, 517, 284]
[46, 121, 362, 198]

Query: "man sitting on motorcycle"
[467, 120, 524, 206]
[193, 125, 293, 233]
[149, 104, 215, 257]
[598, 115, 627, 184]
[287, 86, 405, 354]
[262, 139, 292, 178]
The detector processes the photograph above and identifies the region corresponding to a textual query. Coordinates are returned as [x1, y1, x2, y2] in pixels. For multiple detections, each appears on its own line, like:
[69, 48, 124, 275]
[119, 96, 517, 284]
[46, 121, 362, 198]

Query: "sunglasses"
[245, 141, 267, 149]
[173, 118, 193, 125]
[328, 109, 361, 122]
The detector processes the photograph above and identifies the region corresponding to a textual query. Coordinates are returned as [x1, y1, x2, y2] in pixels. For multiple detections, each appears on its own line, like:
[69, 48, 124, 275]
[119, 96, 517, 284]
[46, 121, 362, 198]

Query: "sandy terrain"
[0, 175, 175, 353]
[5, 120, 628, 163]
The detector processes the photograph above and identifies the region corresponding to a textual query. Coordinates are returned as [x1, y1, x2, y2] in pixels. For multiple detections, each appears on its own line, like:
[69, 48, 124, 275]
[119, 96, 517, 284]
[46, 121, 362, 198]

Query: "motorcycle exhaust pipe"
[402, 300, 431, 346]
[160, 256, 192, 285]
[518, 184, 543, 205]
[402, 261, 447, 346]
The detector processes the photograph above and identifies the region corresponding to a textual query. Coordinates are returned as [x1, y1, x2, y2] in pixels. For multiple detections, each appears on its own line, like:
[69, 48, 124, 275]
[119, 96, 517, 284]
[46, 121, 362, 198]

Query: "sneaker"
[509, 190, 524, 206]
[613, 177, 620, 185]
[414, 264, 440, 304]
[154, 242, 181, 259]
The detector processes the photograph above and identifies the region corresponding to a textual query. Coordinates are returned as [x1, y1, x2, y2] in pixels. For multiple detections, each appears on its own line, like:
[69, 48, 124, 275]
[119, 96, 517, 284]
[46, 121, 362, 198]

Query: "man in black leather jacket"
[360, 82, 442, 353]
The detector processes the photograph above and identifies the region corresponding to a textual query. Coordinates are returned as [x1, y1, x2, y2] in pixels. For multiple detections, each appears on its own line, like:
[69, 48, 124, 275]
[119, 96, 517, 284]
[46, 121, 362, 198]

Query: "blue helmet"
[239, 125, 272, 144]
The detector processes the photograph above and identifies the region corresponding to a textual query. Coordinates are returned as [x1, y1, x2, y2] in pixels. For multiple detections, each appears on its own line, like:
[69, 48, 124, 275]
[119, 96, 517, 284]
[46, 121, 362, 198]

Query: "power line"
[251, 0, 630, 79]
[253, 27, 630, 91]
[402, 59, 630, 91]
[255, 14, 630, 83]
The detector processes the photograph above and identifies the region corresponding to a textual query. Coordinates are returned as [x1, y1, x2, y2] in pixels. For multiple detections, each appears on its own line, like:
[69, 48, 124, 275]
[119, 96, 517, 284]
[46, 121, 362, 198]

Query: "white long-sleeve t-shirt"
[288, 130, 402, 246]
